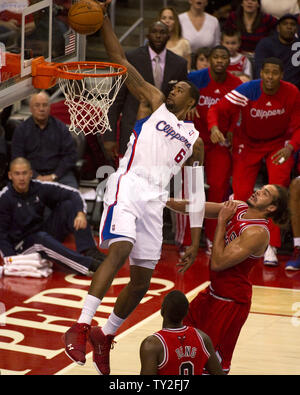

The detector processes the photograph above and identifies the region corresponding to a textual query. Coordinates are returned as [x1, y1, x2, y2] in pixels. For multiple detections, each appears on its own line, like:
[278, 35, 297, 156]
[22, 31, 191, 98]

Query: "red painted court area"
[1, 242, 300, 375]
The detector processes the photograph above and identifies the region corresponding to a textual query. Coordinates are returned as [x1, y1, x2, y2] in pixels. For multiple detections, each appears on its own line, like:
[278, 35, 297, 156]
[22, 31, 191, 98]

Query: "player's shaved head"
[161, 290, 189, 323]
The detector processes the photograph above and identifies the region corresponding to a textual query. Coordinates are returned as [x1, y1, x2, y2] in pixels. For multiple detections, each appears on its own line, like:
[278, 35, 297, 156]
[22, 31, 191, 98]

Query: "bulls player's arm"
[211, 201, 269, 271]
[197, 329, 226, 375]
[139, 335, 163, 375]
[100, 4, 164, 115]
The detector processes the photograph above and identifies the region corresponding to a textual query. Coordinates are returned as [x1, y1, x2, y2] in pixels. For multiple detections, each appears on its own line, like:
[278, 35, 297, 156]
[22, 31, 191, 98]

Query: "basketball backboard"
[0, 0, 85, 109]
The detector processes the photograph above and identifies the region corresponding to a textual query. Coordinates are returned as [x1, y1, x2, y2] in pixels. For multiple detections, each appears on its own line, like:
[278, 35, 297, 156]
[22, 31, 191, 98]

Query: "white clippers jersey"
[117, 103, 199, 193]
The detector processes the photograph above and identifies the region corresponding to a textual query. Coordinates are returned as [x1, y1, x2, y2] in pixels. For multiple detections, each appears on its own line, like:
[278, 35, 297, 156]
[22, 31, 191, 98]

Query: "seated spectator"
[11, 90, 78, 189]
[159, 7, 192, 71]
[224, 0, 277, 56]
[0, 157, 106, 275]
[261, 0, 300, 19]
[50, 99, 112, 180]
[221, 28, 253, 78]
[179, 0, 221, 54]
[254, 14, 300, 90]
[192, 47, 210, 70]
[206, 0, 234, 27]
[0, 0, 35, 36]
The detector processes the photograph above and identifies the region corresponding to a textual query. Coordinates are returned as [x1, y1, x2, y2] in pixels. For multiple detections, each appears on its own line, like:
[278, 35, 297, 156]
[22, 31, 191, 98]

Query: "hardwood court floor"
[59, 284, 300, 376]
[1, 242, 300, 375]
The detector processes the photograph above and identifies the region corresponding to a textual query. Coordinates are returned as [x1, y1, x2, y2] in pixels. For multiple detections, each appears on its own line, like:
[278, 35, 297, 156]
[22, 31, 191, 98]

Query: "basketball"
[68, 0, 104, 35]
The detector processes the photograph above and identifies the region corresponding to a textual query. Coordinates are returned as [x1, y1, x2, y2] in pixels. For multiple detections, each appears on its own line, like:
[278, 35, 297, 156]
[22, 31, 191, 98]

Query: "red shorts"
[184, 287, 251, 373]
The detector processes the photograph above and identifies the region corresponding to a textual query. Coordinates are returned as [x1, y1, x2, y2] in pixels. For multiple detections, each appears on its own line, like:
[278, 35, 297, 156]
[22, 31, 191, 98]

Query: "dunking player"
[63, 1, 205, 375]
[208, 57, 300, 265]
[139, 290, 224, 375]
[185, 45, 241, 253]
[167, 184, 289, 373]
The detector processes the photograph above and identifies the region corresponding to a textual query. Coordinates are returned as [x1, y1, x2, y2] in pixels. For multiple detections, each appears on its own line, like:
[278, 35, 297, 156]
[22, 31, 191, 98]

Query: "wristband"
[184, 165, 206, 228]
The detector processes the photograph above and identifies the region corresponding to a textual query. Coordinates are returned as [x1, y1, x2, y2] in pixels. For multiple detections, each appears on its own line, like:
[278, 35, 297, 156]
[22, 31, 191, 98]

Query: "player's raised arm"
[99, 1, 164, 112]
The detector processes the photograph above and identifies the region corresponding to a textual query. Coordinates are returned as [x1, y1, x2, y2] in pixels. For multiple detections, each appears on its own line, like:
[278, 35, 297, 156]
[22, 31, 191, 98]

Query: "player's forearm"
[207, 103, 220, 131]
[190, 226, 202, 248]
[100, 14, 126, 65]
[210, 220, 228, 271]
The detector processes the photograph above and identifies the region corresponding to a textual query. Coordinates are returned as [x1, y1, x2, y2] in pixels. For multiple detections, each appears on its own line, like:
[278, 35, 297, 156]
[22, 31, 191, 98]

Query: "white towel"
[4, 253, 42, 266]
[3, 254, 53, 278]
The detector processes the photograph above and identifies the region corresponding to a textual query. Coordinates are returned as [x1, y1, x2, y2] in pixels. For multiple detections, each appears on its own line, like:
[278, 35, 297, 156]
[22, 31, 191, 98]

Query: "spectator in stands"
[286, 167, 300, 271]
[261, 0, 300, 19]
[102, 20, 187, 160]
[207, 57, 300, 266]
[224, 0, 277, 56]
[192, 47, 210, 70]
[221, 28, 252, 78]
[159, 7, 192, 71]
[206, 0, 235, 28]
[178, 0, 221, 54]
[254, 14, 300, 90]
[0, 157, 106, 275]
[11, 90, 78, 189]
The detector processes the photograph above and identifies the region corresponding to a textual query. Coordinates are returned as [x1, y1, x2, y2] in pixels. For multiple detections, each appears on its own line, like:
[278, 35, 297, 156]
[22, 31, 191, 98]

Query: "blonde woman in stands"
[159, 7, 192, 71]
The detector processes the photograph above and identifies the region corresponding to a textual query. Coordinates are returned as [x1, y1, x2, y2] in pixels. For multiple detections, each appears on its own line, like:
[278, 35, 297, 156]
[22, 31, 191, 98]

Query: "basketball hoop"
[31, 56, 127, 135]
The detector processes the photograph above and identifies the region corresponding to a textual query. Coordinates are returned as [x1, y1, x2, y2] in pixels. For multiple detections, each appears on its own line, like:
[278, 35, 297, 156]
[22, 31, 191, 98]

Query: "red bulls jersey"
[153, 326, 210, 375]
[188, 68, 241, 144]
[209, 203, 271, 303]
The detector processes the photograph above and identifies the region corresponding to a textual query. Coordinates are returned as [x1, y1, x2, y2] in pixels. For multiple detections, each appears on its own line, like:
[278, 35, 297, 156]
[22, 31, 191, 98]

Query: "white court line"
[56, 281, 210, 375]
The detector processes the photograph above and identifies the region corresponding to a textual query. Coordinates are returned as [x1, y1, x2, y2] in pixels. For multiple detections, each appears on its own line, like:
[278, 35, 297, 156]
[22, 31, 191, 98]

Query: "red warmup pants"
[175, 143, 232, 246]
[232, 141, 295, 247]
[184, 288, 251, 373]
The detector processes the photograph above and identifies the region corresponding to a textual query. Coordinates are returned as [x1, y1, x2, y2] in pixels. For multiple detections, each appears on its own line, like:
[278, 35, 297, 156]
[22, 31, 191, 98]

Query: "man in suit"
[103, 20, 188, 160]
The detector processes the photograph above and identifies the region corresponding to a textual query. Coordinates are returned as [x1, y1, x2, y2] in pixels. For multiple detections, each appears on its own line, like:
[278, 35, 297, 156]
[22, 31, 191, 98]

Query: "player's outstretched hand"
[271, 144, 293, 165]
[176, 245, 198, 273]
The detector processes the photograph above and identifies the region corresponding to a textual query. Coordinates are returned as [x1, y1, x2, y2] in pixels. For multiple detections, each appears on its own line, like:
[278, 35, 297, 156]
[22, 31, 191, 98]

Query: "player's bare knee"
[128, 280, 150, 301]
[107, 242, 132, 269]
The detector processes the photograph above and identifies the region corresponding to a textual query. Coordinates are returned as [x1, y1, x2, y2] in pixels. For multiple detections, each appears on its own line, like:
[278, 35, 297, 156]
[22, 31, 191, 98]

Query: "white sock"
[294, 237, 300, 248]
[77, 294, 101, 325]
[102, 311, 125, 336]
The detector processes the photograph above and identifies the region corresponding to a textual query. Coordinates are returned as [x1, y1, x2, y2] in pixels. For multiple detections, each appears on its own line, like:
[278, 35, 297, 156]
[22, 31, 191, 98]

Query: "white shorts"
[99, 172, 165, 260]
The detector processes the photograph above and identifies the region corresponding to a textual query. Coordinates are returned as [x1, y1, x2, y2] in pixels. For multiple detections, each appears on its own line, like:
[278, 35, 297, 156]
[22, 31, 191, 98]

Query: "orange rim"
[55, 61, 127, 80]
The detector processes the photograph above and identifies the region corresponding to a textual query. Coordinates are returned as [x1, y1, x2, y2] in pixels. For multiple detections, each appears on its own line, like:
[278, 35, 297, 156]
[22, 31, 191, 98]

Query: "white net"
[58, 63, 126, 135]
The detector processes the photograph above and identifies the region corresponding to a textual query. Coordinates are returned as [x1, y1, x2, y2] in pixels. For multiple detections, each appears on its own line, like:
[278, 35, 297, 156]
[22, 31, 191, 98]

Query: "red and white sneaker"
[89, 326, 116, 375]
[63, 323, 90, 365]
